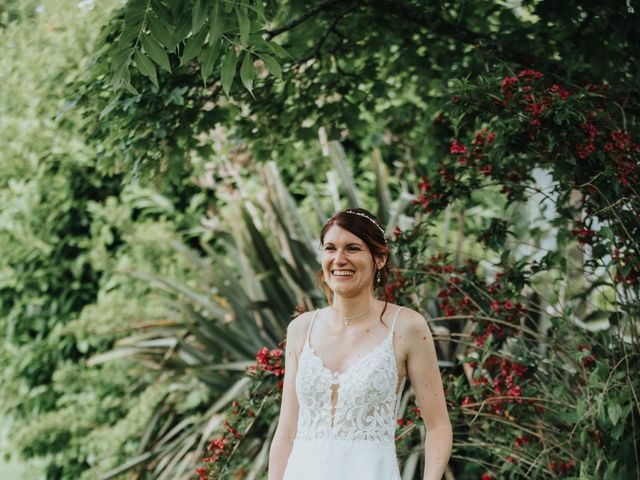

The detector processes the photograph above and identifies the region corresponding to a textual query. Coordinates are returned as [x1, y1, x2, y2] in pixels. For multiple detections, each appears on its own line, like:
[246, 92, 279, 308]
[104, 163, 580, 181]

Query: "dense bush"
[1, 2, 209, 477]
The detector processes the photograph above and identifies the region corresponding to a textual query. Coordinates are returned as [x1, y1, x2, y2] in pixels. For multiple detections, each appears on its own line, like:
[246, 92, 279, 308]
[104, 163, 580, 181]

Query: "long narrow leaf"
[323, 135, 360, 208]
[372, 147, 392, 225]
[99, 452, 155, 480]
[125, 269, 228, 319]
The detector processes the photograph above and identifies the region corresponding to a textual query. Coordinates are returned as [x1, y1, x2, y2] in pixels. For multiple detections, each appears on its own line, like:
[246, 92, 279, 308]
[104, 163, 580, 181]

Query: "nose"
[333, 248, 348, 264]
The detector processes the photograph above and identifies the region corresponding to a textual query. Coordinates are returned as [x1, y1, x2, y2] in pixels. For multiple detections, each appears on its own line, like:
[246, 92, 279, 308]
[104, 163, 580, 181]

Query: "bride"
[268, 207, 452, 480]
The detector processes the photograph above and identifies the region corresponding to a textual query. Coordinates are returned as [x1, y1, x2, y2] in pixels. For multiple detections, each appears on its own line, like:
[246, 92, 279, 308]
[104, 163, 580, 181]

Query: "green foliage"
[107, 0, 283, 95]
[0, 0, 120, 430]
[87, 0, 640, 184]
[0, 2, 211, 477]
[2, 0, 639, 479]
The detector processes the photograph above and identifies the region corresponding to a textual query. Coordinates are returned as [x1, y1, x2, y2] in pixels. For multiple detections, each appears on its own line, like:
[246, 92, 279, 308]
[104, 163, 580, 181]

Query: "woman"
[268, 207, 452, 480]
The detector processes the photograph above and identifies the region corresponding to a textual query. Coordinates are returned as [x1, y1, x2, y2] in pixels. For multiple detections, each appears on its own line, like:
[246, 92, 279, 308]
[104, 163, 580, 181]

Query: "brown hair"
[314, 207, 395, 326]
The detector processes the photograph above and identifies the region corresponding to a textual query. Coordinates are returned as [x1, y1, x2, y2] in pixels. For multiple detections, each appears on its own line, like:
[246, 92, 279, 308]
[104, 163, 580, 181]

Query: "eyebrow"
[323, 242, 363, 247]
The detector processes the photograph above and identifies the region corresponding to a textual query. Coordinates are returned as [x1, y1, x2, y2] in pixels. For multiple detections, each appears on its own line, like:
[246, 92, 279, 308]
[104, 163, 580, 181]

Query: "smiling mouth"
[332, 270, 355, 277]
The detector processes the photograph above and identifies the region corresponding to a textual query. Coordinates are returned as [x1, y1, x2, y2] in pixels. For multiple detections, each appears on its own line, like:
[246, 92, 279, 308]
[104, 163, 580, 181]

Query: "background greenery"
[0, 0, 638, 479]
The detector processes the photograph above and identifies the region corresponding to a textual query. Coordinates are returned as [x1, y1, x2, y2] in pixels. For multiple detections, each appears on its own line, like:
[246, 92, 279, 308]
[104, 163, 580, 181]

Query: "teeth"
[333, 270, 354, 276]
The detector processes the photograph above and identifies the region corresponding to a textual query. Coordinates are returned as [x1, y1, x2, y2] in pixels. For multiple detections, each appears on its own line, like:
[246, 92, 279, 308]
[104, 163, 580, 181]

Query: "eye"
[322, 246, 335, 251]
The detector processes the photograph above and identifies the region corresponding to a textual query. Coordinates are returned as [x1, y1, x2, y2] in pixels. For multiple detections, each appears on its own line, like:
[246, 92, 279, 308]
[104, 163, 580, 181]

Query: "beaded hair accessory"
[326, 210, 387, 244]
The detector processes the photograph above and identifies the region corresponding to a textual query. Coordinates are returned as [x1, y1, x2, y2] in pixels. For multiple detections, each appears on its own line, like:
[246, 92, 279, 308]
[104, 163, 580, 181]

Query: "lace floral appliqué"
[294, 308, 406, 449]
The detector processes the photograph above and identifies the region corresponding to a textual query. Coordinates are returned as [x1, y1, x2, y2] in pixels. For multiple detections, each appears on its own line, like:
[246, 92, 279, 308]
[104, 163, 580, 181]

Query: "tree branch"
[371, 0, 559, 74]
[265, 0, 350, 40]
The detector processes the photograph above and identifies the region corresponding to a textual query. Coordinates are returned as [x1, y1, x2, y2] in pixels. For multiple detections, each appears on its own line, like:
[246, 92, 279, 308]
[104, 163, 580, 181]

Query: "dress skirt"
[283, 438, 401, 480]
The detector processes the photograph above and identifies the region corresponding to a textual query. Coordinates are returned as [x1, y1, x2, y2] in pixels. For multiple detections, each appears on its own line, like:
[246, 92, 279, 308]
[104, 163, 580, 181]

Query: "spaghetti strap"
[305, 309, 319, 346]
[390, 306, 402, 336]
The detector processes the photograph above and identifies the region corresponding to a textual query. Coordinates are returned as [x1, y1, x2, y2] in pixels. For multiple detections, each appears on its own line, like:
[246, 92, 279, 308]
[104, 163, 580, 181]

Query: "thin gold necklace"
[331, 300, 374, 326]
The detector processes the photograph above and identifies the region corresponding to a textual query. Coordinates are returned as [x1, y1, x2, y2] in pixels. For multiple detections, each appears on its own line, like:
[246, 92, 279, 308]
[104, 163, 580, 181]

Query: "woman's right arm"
[268, 312, 306, 480]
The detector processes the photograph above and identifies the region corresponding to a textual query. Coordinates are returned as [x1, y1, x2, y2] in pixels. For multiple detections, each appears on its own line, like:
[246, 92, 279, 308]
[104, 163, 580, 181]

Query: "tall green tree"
[81, 1, 640, 181]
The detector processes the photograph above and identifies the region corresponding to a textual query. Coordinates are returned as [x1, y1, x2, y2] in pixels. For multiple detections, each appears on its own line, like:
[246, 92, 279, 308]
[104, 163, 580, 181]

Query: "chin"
[332, 285, 363, 295]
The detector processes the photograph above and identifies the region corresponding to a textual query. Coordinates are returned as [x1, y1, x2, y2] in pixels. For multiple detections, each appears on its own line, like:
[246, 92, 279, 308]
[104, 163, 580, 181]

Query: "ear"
[376, 254, 387, 270]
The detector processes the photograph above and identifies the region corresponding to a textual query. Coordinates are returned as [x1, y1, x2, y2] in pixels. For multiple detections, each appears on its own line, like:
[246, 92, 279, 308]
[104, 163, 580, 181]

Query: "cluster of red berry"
[198, 341, 287, 479]
[411, 175, 443, 213]
[249, 345, 285, 389]
[463, 355, 531, 417]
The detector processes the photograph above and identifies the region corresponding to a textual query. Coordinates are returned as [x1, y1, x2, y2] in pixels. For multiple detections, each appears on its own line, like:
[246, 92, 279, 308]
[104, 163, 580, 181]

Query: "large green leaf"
[257, 52, 281, 80]
[200, 40, 221, 85]
[191, 0, 208, 34]
[240, 52, 256, 94]
[134, 50, 158, 86]
[180, 27, 208, 66]
[236, 4, 250, 46]
[208, 1, 225, 44]
[220, 46, 237, 96]
[148, 13, 175, 50]
[141, 32, 172, 72]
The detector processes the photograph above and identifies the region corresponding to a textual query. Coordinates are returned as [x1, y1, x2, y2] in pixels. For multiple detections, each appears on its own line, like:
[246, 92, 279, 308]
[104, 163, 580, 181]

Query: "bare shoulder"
[287, 309, 316, 334]
[396, 305, 430, 333]
[394, 305, 433, 351]
[286, 309, 315, 357]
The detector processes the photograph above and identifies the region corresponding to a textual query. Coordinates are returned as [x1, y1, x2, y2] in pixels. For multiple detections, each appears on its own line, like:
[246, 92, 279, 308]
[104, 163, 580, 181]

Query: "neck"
[331, 294, 378, 325]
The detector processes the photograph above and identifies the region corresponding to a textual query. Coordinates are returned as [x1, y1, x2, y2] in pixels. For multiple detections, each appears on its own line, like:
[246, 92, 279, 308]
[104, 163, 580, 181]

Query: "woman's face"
[321, 225, 383, 296]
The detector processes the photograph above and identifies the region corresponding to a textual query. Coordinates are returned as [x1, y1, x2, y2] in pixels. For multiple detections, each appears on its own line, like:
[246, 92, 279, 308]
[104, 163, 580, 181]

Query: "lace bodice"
[294, 307, 406, 444]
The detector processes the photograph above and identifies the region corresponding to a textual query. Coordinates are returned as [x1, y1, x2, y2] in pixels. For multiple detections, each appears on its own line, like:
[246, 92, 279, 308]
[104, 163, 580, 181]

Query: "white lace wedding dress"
[283, 306, 406, 479]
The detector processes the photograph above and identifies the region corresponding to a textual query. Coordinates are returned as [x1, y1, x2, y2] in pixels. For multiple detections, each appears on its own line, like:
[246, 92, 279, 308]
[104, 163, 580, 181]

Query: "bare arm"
[405, 310, 453, 480]
[268, 313, 306, 480]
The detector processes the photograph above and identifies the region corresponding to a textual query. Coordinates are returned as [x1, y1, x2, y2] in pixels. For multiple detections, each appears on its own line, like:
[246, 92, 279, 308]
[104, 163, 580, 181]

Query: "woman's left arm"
[403, 310, 453, 480]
